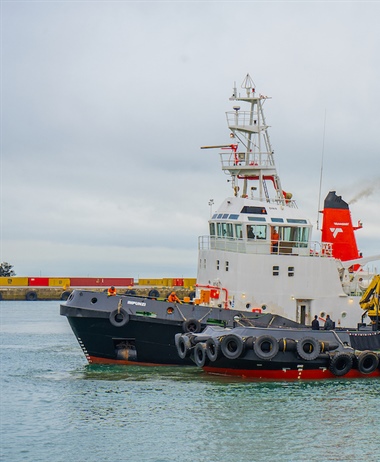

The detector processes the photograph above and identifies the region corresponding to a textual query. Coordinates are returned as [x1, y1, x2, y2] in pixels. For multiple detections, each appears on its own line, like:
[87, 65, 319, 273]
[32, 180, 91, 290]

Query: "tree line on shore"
[0, 262, 15, 277]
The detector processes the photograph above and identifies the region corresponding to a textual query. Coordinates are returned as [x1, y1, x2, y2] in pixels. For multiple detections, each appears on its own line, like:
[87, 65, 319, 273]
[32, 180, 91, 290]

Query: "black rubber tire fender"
[125, 289, 137, 296]
[25, 291, 38, 301]
[176, 335, 192, 359]
[182, 318, 201, 333]
[60, 290, 71, 301]
[148, 289, 160, 298]
[109, 308, 130, 327]
[221, 334, 245, 360]
[329, 352, 353, 376]
[253, 335, 279, 360]
[356, 350, 379, 374]
[205, 337, 221, 362]
[296, 337, 321, 361]
[193, 343, 209, 367]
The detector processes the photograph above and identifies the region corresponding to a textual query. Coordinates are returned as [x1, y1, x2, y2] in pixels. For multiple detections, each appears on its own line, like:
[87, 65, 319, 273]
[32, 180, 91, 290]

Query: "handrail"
[198, 235, 334, 258]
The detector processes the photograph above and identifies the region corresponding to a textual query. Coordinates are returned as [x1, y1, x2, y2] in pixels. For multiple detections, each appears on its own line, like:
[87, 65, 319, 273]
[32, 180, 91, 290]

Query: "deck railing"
[198, 235, 333, 257]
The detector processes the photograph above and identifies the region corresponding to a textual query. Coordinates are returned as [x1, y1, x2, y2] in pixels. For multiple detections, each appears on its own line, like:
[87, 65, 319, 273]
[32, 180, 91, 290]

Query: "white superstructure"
[196, 74, 379, 328]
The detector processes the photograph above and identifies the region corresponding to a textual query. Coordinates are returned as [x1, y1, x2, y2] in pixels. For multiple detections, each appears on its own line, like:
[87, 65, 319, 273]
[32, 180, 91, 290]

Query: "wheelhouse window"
[216, 222, 233, 238]
[246, 224, 267, 240]
[235, 224, 243, 239]
[278, 226, 309, 244]
[209, 223, 216, 236]
[240, 206, 267, 214]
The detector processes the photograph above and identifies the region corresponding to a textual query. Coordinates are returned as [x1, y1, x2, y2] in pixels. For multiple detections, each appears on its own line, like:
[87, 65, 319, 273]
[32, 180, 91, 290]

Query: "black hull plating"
[66, 315, 195, 365]
[61, 290, 302, 365]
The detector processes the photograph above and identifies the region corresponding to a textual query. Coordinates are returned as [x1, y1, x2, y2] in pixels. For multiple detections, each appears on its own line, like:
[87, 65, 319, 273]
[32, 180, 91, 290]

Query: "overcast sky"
[1, 1, 379, 278]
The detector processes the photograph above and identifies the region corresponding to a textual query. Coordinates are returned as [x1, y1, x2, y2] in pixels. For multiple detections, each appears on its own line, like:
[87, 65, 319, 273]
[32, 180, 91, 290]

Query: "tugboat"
[61, 74, 380, 366]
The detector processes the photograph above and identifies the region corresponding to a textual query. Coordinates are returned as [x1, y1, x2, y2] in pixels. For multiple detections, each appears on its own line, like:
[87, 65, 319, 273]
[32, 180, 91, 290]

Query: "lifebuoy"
[182, 318, 201, 333]
[176, 335, 191, 359]
[148, 289, 160, 298]
[356, 350, 379, 374]
[193, 343, 208, 367]
[296, 337, 321, 361]
[25, 291, 38, 301]
[206, 337, 221, 362]
[254, 335, 279, 360]
[221, 334, 245, 359]
[109, 308, 130, 327]
[329, 352, 353, 376]
[60, 290, 71, 301]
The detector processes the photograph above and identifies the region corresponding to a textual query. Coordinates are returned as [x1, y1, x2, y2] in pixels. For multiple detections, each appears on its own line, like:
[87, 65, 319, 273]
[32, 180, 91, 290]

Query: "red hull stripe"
[88, 356, 380, 380]
[202, 366, 380, 380]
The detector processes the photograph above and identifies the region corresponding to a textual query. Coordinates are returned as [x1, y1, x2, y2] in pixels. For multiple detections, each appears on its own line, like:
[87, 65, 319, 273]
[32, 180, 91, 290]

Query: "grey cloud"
[2, 1, 379, 276]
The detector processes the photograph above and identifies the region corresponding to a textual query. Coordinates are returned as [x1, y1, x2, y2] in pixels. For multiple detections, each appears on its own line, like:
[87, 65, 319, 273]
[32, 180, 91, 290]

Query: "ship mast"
[225, 74, 289, 205]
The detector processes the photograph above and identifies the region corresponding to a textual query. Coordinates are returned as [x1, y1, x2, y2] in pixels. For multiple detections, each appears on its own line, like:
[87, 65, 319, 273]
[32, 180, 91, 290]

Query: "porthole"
[91, 297, 98, 304]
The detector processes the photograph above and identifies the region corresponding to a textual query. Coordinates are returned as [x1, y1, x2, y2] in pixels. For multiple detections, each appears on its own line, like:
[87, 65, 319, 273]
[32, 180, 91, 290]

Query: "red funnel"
[321, 191, 362, 265]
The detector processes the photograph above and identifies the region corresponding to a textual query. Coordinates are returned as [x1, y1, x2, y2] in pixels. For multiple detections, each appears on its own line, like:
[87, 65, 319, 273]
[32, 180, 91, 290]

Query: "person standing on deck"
[271, 227, 279, 253]
[324, 314, 334, 330]
[311, 315, 320, 330]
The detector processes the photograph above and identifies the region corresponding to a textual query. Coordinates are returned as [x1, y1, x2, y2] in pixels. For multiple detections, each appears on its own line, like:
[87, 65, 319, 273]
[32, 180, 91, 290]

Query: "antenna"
[316, 109, 327, 230]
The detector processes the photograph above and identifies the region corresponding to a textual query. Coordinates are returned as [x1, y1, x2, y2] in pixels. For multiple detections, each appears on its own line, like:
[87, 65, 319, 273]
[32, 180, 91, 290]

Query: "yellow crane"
[360, 274, 380, 328]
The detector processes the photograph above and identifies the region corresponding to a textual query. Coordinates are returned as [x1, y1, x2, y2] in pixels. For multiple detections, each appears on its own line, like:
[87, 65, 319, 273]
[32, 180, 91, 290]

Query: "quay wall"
[0, 286, 196, 302]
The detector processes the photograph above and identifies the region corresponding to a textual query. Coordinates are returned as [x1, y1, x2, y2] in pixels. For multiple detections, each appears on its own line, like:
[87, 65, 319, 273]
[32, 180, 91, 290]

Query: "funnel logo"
[330, 227, 343, 238]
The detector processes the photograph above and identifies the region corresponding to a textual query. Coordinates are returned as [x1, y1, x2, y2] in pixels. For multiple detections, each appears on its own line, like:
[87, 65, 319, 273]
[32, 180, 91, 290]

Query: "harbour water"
[1, 301, 379, 462]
